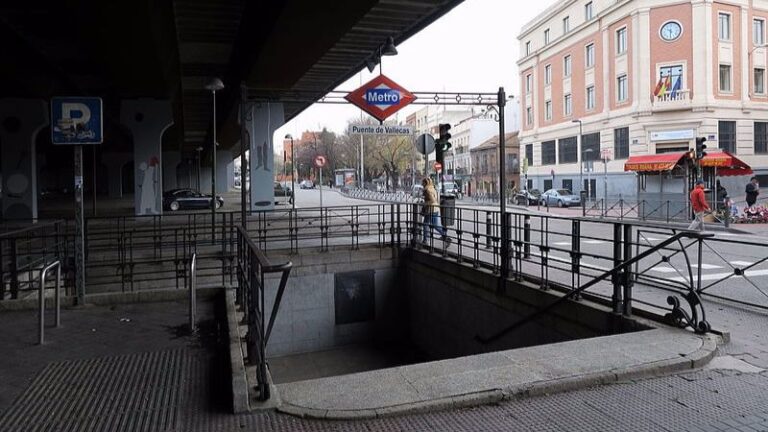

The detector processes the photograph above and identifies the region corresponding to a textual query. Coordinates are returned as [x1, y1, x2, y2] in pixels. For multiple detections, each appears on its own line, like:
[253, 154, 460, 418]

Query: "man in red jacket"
[688, 179, 710, 231]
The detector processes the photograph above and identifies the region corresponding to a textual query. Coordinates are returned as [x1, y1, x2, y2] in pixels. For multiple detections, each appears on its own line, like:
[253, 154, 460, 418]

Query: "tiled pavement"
[2, 299, 768, 431]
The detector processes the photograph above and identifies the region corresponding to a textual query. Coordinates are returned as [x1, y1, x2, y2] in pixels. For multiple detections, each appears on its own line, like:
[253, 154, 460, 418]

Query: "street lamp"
[284, 133, 296, 211]
[195, 146, 203, 190]
[583, 148, 594, 202]
[205, 77, 224, 240]
[572, 119, 583, 193]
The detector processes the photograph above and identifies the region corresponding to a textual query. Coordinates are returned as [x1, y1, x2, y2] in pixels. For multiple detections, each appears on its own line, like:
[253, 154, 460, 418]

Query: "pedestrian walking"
[688, 179, 710, 231]
[745, 177, 759, 208]
[421, 177, 452, 246]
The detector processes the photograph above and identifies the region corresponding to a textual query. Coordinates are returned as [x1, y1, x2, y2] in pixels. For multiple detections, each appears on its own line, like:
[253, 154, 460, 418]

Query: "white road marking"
[667, 269, 768, 282]
[650, 267, 678, 273]
[640, 237, 662, 242]
[553, 242, 571, 246]
[730, 261, 754, 267]
[694, 264, 722, 270]
[583, 240, 606, 244]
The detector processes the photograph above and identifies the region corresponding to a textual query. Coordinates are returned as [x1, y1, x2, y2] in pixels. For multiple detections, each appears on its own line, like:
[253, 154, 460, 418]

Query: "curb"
[224, 289, 251, 414]
[276, 333, 721, 420]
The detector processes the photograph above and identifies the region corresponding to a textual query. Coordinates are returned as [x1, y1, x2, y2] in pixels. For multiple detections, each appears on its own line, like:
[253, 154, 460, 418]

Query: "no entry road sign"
[345, 74, 416, 122]
[314, 155, 327, 168]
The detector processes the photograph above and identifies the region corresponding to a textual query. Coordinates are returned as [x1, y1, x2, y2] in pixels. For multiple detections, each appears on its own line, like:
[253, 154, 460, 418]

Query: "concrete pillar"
[162, 151, 181, 191]
[216, 149, 234, 192]
[246, 103, 284, 210]
[199, 166, 212, 193]
[102, 152, 131, 198]
[692, 0, 714, 106]
[0, 99, 48, 219]
[120, 99, 173, 216]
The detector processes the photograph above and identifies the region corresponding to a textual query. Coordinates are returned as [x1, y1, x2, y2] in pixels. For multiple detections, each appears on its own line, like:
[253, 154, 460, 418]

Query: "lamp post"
[195, 146, 203, 190]
[205, 77, 224, 241]
[584, 148, 594, 202]
[572, 119, 583, 194]
[284, 134, 296, 211]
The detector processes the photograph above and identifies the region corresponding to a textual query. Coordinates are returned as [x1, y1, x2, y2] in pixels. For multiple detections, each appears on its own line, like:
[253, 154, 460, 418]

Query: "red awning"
[624, 152, 686, 172]
[623, 150, 753, 176]
[699, 151, 754, 176]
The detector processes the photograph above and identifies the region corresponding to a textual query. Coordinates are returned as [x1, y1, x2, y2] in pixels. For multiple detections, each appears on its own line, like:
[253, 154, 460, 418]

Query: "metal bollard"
[485, 212, 492, 249]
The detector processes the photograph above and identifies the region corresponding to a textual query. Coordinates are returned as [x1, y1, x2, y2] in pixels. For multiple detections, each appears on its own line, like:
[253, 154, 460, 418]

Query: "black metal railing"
[235, 225, 292, 401]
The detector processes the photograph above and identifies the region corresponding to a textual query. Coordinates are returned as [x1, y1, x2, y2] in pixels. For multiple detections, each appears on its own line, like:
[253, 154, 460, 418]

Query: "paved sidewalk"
[1, 297, 768, 431]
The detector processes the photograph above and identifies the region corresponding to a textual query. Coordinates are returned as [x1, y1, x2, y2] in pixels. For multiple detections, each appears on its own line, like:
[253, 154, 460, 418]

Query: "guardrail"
[235, 225, 292, 401]
[1, 220, 68, 301]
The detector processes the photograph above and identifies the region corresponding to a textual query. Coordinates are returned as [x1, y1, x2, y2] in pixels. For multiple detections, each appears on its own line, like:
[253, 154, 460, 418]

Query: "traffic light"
[695, 137, 707, 160]
[435, 123, 452, 165]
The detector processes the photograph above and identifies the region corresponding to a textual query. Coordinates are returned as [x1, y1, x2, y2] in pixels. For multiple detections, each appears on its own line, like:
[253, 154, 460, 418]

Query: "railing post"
[485, 211, 492, 249]
[611, 223, 623, 315]
[499, 211, 511, 295]
[10, 239, 19, 299]
[571, 220, 581, 299]
[523, 215, 531, 258]
[189, 253, 197, 333]
[622, 224, 633, 316]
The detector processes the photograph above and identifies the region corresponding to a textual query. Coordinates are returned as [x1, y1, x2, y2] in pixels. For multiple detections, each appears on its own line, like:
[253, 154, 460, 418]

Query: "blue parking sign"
[51, 97, 103, 144]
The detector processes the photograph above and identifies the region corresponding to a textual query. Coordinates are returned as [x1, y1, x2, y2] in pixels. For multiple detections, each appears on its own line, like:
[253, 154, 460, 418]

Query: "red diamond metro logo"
[344, 74, 416, 122]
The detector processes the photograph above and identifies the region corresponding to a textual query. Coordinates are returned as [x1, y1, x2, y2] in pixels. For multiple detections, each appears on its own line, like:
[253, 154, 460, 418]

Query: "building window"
[526, 107, 533, 125]
[542, 140, 556, 165]
[756, 68, 765, 94]
[616, 27, 627, 54]
[585, 2, 593, 20]
[719, 12, 731, 41]
[563, 16, 570, 33]
[545, 100, 552, 120]
[585, 43, 595, 67]
[525, 144, 534, 166]
[525, 41, 531, 55]
[617, 74, 628, 102]
[564, 55, 572, 77]
[719, 64, 732, 92]
[525, 74, 532, 94]
[558, 136, 578, 164]
[544, 28, 550, 45]
[719, 121, 736, 153]
[614, 127, 629, 159]
[564, 94, 572, 116]
[756, 122, 768, 154]
[755, 18, 765, 45]
[655, 65, 683, 97]
[582, 132, 600, 161]
[545, 64, 552, 85]
[586, 85, 596, 110]
[562, 179, 573, 192]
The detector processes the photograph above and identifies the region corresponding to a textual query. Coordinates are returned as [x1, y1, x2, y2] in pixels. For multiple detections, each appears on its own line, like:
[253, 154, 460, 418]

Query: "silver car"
[540, 189, 581, 207]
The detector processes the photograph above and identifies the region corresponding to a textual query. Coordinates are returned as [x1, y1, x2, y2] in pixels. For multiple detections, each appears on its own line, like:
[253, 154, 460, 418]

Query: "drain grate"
[0, 349, 190, 432]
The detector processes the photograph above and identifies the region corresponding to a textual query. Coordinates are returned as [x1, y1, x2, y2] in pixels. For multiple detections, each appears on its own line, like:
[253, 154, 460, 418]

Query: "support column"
[246, 103, 284, 210]
[120, 99, 173, 216]
[102, 153, 131, 198]
[216, 149, 234, 192]
[0, 99, 48, 219]
[163, 151, 181, 191]
[692, 0, 714, 107]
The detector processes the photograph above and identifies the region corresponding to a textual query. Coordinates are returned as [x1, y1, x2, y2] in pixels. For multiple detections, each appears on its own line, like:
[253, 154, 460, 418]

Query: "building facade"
[470, 132, 521, 195]
[518, 0, 768, 200]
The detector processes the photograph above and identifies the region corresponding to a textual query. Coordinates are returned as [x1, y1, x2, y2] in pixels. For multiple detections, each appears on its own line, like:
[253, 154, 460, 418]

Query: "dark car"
[163, 189, 223, 211]
[514, 188, 541, 205]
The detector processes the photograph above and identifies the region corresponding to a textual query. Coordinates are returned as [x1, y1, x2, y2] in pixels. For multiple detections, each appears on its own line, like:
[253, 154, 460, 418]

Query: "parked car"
[514, 188, 541, 205]
[300, 180, 315, 189]
[539, 189, 581, 207]
[163, 189, 223, 211]
[441, 182, 462, 198]
[274, 182, 294, 205]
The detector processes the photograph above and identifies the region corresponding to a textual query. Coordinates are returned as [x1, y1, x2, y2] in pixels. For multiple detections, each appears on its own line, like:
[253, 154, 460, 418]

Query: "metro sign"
[345, 74, 416, 122]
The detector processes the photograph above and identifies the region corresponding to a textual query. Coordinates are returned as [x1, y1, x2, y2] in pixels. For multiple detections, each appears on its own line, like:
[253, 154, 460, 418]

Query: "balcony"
[652, 89, 691, 110]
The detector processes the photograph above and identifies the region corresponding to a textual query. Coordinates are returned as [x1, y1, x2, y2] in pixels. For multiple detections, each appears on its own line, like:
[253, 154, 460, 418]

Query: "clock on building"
[660, 21, 682, 41]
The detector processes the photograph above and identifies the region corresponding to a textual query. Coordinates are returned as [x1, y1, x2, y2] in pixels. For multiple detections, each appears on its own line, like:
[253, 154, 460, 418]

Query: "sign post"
[51, 97, 103, 306]
[314, 155, 327, 208]
[600, 148, 613, 217]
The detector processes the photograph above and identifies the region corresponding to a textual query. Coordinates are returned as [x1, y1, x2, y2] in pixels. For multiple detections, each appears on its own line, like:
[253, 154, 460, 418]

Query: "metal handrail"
[476, 231, 713, 344]
[38, 260, 61, 345]
[189, 252, 197, 332]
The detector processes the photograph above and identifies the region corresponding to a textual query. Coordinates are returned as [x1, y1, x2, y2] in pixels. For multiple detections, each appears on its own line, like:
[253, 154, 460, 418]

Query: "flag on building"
[653, 75, 671, 97]
[669, 76, 681, 98]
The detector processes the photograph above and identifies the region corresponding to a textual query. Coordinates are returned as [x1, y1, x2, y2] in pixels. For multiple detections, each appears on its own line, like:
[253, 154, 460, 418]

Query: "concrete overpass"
[0, 0, 462, 218]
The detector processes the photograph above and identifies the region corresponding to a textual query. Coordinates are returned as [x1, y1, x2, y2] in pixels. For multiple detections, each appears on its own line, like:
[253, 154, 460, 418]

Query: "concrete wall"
[263, 246, 407, 357]
[403, 250, 647, 360]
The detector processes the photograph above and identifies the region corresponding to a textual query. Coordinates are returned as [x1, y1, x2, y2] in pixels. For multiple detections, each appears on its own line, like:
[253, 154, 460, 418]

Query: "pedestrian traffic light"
[435, 123, 452, 165]
[695, 137, 707, 160]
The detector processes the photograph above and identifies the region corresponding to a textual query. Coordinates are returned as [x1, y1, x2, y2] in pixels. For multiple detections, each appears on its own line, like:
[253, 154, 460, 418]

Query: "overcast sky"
[274, 0, 558, 148]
